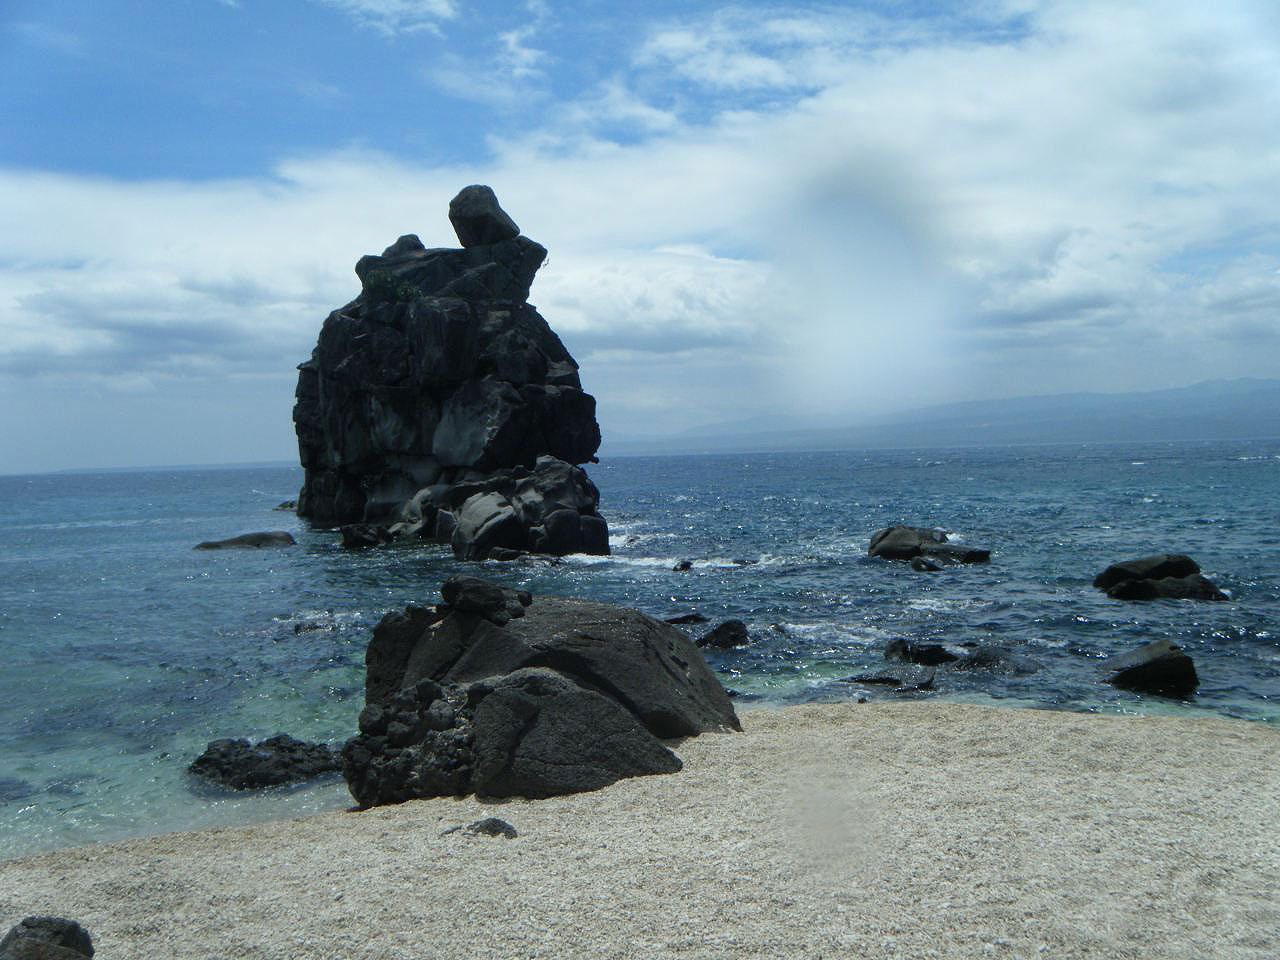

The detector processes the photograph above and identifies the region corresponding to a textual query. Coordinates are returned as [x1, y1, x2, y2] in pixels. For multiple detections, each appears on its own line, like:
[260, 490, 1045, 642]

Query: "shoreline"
[4, 701, 1277, 959]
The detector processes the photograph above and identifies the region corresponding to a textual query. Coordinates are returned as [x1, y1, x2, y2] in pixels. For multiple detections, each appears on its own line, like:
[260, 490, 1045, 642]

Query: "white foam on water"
[906, 597, 994, 613]
[563, 554, 680, 569]
[1029, 636, 1068, 648]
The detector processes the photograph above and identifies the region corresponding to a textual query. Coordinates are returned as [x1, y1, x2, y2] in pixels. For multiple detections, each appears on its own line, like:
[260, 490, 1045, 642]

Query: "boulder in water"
[188, 734, 341, 790]
[884, 638, 960, 666]
[868, 526, 990, 565]
[1093, 554, 1200, 590]
[698, 620, 751, 649]
[193, 531, 296, 550]
[1105, 638, 1199, 698]
[1094, 554, 1225, 601]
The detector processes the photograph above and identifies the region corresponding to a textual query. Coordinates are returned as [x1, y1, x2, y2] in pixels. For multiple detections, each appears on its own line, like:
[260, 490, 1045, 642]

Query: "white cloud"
[424, 0, 552, 105]
[3, 0, 1280, 469]
[310, 0, 457, 35]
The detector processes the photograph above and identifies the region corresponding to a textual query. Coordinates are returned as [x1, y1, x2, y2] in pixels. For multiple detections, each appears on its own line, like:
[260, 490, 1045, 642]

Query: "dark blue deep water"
[2, 440, 1278, 857]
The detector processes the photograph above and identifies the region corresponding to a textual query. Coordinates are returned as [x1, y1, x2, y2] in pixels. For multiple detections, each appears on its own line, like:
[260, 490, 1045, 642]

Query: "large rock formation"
[293, 185, 608, 560]
[342, 576, 740, 806]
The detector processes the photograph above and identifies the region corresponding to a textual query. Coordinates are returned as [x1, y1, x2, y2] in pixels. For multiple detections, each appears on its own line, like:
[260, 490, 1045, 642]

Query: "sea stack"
[292, 186, 609, 560]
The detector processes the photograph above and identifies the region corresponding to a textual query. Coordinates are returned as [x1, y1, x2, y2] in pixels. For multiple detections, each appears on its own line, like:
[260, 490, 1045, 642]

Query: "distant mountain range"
[601, 378, 1280, 457]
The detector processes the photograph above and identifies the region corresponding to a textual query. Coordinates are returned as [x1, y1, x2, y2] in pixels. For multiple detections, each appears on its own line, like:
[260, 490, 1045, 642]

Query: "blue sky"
[2, 0, 1279, 471]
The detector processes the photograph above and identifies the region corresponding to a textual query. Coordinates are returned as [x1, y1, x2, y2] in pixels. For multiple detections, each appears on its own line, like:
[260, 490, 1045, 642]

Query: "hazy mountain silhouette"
[603, 379, 1280, 456]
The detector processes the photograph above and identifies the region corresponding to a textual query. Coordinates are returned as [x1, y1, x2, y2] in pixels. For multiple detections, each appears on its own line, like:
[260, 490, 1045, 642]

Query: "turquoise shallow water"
[2, 439, 1278, 857]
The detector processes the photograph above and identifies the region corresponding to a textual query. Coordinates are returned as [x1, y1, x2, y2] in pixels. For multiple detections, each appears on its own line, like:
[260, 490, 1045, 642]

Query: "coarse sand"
[2, 701, 1277, 959]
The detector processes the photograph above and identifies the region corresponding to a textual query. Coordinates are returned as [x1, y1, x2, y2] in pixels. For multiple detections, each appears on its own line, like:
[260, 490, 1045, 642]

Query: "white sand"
[3, 702, 1278, 959]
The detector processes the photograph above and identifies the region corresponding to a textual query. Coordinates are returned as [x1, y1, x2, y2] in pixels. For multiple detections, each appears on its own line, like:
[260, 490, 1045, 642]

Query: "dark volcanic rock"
[884, 638, 960, 666]
[1094, 553, 1225, 601]
[449, 185, 521, 247]
[468, 668, 682, 798]
[1093, 554, 1200, 590]
[1107, 574, 1227, 602]
[343, 578, 739, 808]
[441, 574, 531, 624]
[0, 917, 94, 959]
[189, 734, 341, 790]
[274, 499, 297, 511]
[665, 612, 709, 625]
[698, 619, 750, 649]
[443, 816, 519, 839]
[951, 644, 1039, 675]
[341, 523, 395, 550]
[193, 531, 296, 550]
[292, 185, 608, 561]
[868, 526, 990, 565]
[1105, 638, 1199, 698]
[910, 557, 941, 572]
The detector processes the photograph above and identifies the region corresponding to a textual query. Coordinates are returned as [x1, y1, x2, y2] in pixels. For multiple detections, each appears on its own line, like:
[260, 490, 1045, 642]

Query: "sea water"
[2, 440, 1277, 857]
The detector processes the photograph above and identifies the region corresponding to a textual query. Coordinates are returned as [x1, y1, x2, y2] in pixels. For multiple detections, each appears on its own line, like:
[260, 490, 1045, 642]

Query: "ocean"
[2, 439, 1278, 858]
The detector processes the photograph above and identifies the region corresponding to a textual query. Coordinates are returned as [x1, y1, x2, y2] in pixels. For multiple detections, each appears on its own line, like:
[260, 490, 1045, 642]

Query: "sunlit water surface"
[2, 440, 1277, 857]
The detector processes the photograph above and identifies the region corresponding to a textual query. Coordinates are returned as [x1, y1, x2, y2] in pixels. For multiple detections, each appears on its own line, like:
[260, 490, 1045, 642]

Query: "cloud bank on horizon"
[1, 0, 1278, 471]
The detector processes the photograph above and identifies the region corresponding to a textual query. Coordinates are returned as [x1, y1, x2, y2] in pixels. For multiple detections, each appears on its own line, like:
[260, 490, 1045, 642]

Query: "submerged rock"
[193, 531, 296, 550]
[0, 917, 94, 959]
[342, 578, 739, 807]
[1105, 638, 1199, 698]
[698, 619, 751, 649]
[1094, 554, 1225, 601]
[868, 526, 990, 565]
[188, 734, 341, 790]
[292, 186, 608, 561]
[884, 638, 960, 667]
[665, 612, 709, 625]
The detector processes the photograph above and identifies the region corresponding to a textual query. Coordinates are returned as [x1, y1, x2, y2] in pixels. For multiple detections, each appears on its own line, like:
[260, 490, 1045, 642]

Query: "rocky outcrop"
[0, 918, 94, 960]
[188, 734, 341, 790]
[292, 186, 608, 561]
[193, 531, 296, 550]
[342, 576, 739, 807]
[1105, 639, 1199, 698]
[869, 526, 990, 564]
[1094, 554, 1226, 601]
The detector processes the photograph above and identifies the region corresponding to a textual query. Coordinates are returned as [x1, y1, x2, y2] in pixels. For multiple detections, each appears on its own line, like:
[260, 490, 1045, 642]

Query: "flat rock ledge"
[292, 185, 608, 562]
[1093, 553, 1226, 601]
[342, 576, 740, 807]
[868, 525, 991, 565]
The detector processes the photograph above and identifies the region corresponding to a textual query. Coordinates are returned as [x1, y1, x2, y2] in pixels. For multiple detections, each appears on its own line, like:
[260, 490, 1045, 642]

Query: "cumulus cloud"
[3, 0, 1280, 469]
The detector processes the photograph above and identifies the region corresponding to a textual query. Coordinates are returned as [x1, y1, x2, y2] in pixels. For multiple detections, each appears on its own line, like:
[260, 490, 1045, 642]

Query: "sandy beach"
[3, 701, 1277, 959]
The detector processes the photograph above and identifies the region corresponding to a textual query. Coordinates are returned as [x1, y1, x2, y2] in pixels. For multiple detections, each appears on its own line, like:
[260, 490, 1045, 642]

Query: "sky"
[1, 0, 1278, 472]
